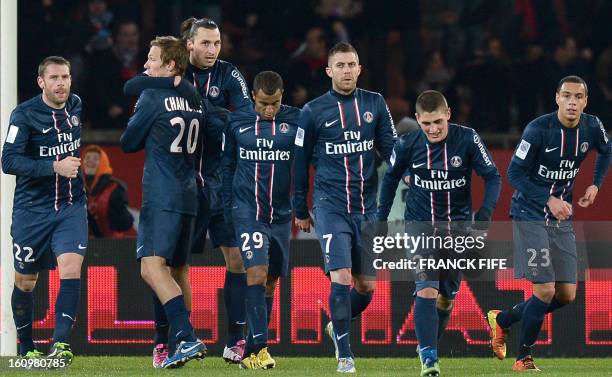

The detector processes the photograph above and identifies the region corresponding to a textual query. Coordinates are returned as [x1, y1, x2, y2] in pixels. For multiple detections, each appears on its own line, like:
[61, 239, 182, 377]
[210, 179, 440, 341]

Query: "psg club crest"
[580, 142, 589, 153]
[70, 115, 80, 127]
[450, 155, 462, 168]
[363, 111, 374, 123]
[279, 123, 289, 133]
[208, 86, 220, 98]
[246, 250, 253, 260]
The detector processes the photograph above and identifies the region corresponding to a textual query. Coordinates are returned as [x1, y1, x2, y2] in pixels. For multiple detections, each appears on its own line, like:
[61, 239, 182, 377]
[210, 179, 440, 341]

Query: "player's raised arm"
[376, 137, 409, 222]
[469, 129, 501, 222]
[124, 75, 202, 110]
[120, 91, 158, 153]
[221, 117, 237, 224]
[374, 94, 398, 164]
[2, 110, 55, 177]
[507, 123, 551, 204]
[292, 104, 316, 220]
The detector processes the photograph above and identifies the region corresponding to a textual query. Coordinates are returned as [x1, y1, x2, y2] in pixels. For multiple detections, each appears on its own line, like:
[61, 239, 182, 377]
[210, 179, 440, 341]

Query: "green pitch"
[1, 357, 610, 376]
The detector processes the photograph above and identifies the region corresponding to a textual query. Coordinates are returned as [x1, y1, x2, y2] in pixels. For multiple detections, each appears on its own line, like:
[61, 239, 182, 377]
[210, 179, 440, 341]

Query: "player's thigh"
[548, 225, 578, 284]
[52, 202, 88, 257]
[11, 208, 55, 274]
[513, 220, 555, 283]
[209, 211, 238, 249]
[190, 192, 210, 254]
[137, 207, 191, 266]
[268, 222, 291, 278]
[351, 213, 378, 278]
[313, 207, 353, 273]
[235, 219, 270, 270]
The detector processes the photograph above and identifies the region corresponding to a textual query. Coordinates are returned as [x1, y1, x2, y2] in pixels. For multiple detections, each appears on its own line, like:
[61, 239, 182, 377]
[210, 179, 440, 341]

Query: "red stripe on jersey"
[358, 155, 365, 214]
[426, 144, 432, 169]
[64, 109, 72, 128]
[271, 117, 276, 136]
[205, 72, 211, 97]
[545, 182, 556, 226]
[344, 156, 351, 213]
[337, 102, 346, 129]
[574, 128, 579, 156]
[560, 129, 565, 157]
[255, 162, 261, 221]
[353, 97, 361, 127]
[255, 115, 260, 136]
[443, 143, 448, 170]
[430, 192, 435, 225]
[269, 163, 275, 222]
[192, 73, 198, 87]
[52, 112, 60, 211]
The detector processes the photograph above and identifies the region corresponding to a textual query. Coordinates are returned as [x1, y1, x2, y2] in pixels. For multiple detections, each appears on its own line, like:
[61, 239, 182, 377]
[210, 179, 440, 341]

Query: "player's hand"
[175, 77, 202, 110]
[53, 156, 81, 178]
[578, 185, 598, 208]
[547, 196, 572, 221]
[295, 216, 314, 233]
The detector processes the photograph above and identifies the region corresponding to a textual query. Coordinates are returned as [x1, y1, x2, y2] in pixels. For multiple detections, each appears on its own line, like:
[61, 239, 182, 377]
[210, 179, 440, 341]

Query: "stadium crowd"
[18, 0, 612, 133]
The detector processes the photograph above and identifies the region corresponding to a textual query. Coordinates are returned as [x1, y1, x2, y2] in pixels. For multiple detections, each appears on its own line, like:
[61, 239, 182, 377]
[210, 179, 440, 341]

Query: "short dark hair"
[181, 17, 219, 42]
[557, 75, 588, 96]
[38, 56, 71, 77]
[253, 71, 283, 95]
[328, 42, 359, 64]
[150, 36, 189, 76]
[415, 90, 448, 114]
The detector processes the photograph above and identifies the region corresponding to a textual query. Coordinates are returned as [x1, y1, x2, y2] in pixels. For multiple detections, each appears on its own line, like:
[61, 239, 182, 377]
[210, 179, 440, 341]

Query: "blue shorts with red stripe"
[11, 201, 88, 274]
[313, 206, 377, 276]
[191, 188, 237, 253]
[234, 218, 291, 277]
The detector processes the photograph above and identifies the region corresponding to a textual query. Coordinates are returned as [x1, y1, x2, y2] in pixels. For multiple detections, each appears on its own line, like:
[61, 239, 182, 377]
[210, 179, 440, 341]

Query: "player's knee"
[246, 265, 267, 286]
[57, 253, 83, 279]
[14, 273, 38, 292]
[416, 287, 438, 299]
[170, 265, 189, 281]
[265, 276, 279, 296]
[436, 295, 454, 311]
[533, 284, 556, 302]
[224, 247, 245, 273]
[353, 278, 375, 294]
[330, 268, 352, 285]
[555, 291, 576, 305]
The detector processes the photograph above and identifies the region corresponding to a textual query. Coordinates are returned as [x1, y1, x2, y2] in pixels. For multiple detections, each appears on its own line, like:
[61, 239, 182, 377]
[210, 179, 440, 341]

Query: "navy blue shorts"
[137, 206, 194, 267]
[191, 190, 237, 253]
[11, 202, 88, 274]
[313, 207, 376, 276]
[512, 220, 577, 283]
[235, 219, 291, 277]
[405, 221, 463, 300]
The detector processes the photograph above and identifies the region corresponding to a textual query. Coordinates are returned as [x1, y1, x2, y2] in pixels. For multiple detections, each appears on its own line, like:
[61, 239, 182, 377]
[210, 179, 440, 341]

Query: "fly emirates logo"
[39, 132, 80, 157]
[413, 170, 467, 191]
[325, 130, 374, 155]
[538, 159, 580, 180]
[239, 138, 291, 161]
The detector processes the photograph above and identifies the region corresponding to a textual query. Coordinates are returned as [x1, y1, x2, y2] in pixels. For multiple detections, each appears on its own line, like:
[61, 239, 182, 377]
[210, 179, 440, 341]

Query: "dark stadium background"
[18, 0, 611, 356]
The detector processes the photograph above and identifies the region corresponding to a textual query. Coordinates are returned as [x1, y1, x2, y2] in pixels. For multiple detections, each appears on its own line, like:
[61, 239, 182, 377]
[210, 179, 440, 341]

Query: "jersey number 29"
[170, 117, 199, 154]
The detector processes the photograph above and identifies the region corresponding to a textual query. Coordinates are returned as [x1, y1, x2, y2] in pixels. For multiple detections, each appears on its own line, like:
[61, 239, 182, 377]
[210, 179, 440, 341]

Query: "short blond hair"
[150, 36, 189, 76]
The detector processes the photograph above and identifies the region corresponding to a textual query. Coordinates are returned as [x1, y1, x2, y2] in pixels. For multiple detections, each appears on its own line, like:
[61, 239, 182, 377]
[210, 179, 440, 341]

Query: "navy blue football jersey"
[293, 88, 397, 218]
[377, 123, 501, 223]
[223, 105, 301, 224]
[2, 94, 85, 212]
[509, 112, 612, 222]
[120, 88, 204, 215]
[187, 60, 252, 189]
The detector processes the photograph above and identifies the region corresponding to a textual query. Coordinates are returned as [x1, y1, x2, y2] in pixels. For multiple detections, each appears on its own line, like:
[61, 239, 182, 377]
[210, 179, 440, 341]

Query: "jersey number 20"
[170, 117, 199, 154]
